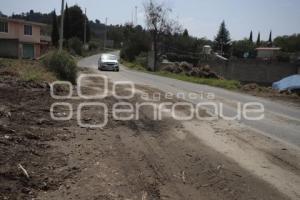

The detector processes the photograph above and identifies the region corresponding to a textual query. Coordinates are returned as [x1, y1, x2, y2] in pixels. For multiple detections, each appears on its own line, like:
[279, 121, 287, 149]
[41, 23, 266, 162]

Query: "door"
[23, 44, 34, 59]
[0, 39, 18, 58]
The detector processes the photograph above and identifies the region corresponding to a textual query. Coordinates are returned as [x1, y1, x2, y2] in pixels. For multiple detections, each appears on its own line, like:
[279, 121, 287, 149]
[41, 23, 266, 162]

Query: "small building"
[256, 47, 281, 59]
[0, 17, 50, 59]
[203, 45, 212, 55]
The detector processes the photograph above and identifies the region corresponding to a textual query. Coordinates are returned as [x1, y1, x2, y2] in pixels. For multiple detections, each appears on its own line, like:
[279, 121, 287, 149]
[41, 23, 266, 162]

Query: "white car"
[98, 54, 119, 71]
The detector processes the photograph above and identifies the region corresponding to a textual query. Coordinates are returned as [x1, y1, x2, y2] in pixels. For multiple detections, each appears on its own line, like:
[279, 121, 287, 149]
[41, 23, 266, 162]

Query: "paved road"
[78, 52, 300, 147]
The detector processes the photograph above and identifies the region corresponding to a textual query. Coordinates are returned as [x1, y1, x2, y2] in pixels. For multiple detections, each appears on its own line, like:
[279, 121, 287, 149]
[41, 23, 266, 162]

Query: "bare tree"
[144, 0, 181, 71]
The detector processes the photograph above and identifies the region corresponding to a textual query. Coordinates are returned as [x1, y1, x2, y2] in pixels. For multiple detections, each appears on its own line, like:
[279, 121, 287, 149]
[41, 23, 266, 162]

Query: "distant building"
[256, 47, 281, 59]
[0, 17, 50, 59]
[203, 45, 212, 55]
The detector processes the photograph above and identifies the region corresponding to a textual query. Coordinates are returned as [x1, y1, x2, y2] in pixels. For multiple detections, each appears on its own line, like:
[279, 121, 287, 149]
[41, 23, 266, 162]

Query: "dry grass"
[0, 58, 56, 82]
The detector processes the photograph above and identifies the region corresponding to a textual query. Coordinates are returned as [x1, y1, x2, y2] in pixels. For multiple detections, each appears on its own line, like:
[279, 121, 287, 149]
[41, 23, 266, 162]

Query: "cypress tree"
[268, 31, 273, 47]
[249, 31, 253, 43]
[51, 10, 59, 48]
[64, 3, 71, 40]
[256, 32, 261, 47]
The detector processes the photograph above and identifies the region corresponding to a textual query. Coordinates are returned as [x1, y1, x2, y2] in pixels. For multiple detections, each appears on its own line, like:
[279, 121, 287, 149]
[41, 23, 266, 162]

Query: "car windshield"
[102, 54, 117, 60]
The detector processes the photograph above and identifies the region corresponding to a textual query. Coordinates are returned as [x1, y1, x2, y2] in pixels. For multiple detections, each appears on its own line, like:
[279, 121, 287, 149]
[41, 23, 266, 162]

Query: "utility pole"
[135, 6, 138, 25]
[103, 17, 107, 50]
[131, 9, 134, 25]
[84, 8, 87, 47]
[59, 0, 65, 52]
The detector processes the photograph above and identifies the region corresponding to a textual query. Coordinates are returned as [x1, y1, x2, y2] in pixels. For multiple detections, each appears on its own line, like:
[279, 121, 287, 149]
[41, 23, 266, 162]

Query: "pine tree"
[268, 31, 273, 47]
[64, 3, 71, 40]
[256, 32, 261, 47]
[214, 20, 231, 56]
[183, 29, 189, 37]
[51, 11, 59, 48]
[249, 31, 253, 43]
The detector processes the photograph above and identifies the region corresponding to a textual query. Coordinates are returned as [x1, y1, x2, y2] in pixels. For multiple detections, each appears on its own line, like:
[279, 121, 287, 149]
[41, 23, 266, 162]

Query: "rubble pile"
[161, 61, 222, 79]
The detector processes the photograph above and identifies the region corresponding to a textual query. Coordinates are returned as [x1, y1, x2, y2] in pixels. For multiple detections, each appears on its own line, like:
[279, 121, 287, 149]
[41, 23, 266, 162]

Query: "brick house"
[0, 17, 51, 59]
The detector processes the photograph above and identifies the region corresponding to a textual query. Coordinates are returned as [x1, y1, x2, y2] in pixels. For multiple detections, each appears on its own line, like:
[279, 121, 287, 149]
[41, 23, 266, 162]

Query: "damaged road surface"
[1, 57, 300, 200]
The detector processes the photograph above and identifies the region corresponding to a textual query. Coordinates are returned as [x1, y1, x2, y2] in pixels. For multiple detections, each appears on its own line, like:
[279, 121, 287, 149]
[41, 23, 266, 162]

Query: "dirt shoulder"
[240, 83, 300, 106]
[123, 62, 300, 106]
[1, 64, 299, 199]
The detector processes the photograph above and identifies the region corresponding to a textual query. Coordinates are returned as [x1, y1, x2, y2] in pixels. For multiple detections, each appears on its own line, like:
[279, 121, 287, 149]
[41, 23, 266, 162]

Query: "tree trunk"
[153, 33, 158, 72]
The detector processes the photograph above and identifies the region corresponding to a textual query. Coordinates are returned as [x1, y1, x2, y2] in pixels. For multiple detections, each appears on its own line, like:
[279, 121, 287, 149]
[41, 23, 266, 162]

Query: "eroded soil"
[1, 72, 299, 200]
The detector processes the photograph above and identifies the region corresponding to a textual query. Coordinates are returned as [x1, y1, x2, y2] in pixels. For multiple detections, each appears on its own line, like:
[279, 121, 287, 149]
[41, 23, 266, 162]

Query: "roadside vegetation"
[0, 58, 56, 83]
[121, 60, 146, 71]
[156, 71, 241, 90]
[42, 51, 77, 84]
[0, 52, 78, 86]
[122, 60, 241, 90]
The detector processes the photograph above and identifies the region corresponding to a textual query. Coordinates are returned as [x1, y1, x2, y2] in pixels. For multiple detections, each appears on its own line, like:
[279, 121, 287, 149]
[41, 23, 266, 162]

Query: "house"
[256, 47, 281, 59]
[0, 17, 51, 59]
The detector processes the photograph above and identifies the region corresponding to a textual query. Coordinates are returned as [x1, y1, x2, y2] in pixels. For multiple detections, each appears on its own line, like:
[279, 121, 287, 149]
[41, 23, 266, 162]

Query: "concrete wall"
[207, 59, 299, 85]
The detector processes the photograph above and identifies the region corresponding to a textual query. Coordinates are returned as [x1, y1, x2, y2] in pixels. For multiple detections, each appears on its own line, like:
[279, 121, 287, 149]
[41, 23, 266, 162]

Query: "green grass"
[122, 60, 241, 90]
[121, 60, 147, 71]
[156, 71, 241, 90]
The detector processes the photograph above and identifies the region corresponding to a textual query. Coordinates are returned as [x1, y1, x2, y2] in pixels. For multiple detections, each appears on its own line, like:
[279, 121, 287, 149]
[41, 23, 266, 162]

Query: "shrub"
[43, 51, 77, 84]
[276, 52, 290, 62]
[120, 26, 151, 61]
[68, 37, 83, 56]
[88, 41, 98, 51]
[135, 52, 148, 68]
[166, 53, 199, 64]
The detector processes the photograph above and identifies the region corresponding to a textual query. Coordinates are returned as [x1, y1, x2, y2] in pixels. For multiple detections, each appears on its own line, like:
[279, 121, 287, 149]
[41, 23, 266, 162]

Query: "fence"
[205, 59, 299, 85]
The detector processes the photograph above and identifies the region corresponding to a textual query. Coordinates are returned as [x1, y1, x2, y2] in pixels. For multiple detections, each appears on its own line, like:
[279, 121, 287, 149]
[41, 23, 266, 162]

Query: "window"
[24, 25, 32, 35]
[0, 21, 8, 33]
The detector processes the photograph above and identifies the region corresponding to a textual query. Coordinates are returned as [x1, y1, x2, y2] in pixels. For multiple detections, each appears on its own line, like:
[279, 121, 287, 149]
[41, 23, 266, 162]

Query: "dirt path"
[1, 71, 299, 200]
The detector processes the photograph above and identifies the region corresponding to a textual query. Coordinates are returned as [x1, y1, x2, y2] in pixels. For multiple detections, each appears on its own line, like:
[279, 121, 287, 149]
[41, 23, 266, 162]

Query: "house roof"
[0, 16, 47, 27]
[256, 47, 281, 51]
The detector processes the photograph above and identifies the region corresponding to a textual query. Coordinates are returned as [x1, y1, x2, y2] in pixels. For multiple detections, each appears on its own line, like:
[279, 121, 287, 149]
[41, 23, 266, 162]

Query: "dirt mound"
[161, 62, 181, 73]
[242, 83, 260, 91]
[180, 61, 193, 72]
[241, 83, 300, 104]
[162, 61, 222, 79]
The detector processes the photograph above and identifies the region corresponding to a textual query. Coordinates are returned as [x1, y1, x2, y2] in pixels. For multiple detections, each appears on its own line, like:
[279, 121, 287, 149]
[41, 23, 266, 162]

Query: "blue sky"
[1, 0, 300, 40]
